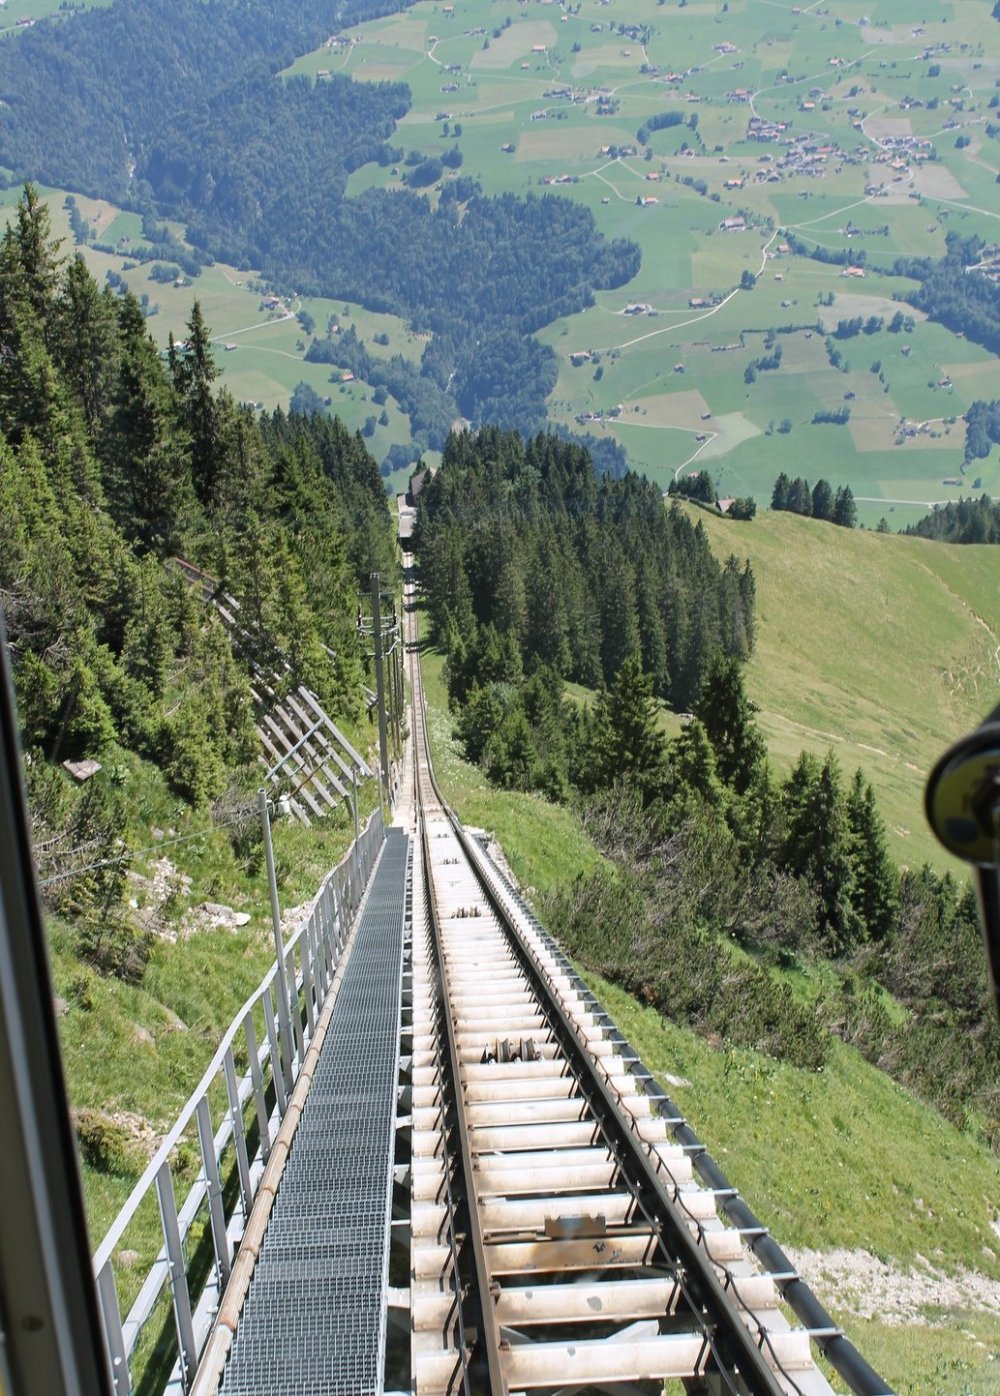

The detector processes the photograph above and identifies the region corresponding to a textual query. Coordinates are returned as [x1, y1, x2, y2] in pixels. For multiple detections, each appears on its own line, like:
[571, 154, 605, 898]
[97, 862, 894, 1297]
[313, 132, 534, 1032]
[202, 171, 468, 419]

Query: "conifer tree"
[57, 255, 119, 434]
[171, 301, 220, 506]
[811, 478, 834, 521]
[788, 477, 812, 515]
[693, 657, 765, 794]
[587, 654, 665, 801]
[781, 752, 860, 952]
[833, 484, 857, 528]
[846, 768, 897, 941]
[663, 717, 724, 808]
[8, 183, 62, 346]
[104, 291, 190, 552]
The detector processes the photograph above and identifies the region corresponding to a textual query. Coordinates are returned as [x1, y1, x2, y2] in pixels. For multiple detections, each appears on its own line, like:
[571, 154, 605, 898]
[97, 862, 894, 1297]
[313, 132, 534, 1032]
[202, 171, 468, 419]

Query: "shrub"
[74, 1109, 145, 1176]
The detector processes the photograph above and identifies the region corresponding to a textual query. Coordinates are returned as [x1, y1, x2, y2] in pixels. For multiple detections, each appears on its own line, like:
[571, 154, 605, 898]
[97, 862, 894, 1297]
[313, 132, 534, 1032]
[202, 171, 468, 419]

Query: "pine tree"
[788, 477, 812, 515]
[846, 768, 897, 941]
[781, 751, 861, 953]
[587, 654, 665, 800]
[771, 472, 791, 510]
[663, 717, 724, 808]
[811, 478, 834, 521]
[171, 301, 220, 507]
[693, 657, 765, 795]
[56, 255, 119, 434]
[104, 291, 190, 552]
[833, 484, 857, 528]
[7, 183, 63, 347]
[636, 553, 669, 696]
[595, 535, 640, 684]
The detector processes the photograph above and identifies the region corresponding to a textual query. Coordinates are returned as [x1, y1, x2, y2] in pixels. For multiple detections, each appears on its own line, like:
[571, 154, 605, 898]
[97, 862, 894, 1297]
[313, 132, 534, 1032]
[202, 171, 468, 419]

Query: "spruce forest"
[0, 186, 395, 974]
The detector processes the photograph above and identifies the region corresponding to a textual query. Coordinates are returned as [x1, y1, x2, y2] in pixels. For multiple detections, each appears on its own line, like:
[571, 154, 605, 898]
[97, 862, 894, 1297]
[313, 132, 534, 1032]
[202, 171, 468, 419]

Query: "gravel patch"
[787, 1247, 1000, 1324]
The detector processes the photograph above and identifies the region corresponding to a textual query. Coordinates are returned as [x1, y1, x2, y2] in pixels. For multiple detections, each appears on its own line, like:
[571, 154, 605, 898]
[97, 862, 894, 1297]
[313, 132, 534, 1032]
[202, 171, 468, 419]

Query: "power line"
[36, 816, 248, 889]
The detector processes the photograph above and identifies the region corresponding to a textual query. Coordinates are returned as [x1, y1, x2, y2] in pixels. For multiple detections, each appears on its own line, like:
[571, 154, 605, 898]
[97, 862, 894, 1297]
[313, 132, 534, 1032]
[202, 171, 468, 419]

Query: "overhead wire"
[35, 815, 251, 888]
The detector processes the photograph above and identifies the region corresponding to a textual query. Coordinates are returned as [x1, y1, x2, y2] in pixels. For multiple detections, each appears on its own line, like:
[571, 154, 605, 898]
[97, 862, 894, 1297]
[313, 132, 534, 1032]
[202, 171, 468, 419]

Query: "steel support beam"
[0, 616, 113, 1396]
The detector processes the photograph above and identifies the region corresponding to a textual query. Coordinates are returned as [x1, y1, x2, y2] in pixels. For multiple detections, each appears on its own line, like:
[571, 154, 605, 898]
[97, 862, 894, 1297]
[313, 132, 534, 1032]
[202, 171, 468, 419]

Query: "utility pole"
[391, 598, 404, 749]
[259, 788, 295, 1090]
[370, 573, 391, 796]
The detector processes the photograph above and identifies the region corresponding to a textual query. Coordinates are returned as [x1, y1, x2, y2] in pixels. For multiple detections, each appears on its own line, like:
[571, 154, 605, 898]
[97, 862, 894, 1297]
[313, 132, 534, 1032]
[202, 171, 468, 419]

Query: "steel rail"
[446, 814, 789, 1396]
[418, 804, 507, 1395]
[407, 585, 503, 1392]
[467, 776, 894, 1396]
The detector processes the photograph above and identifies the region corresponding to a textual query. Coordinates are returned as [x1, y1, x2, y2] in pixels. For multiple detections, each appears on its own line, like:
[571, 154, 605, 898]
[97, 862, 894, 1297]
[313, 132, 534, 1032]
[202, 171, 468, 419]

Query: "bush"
[77, 915, 152, 983]
[74, 1109, 145, 1176]
[728, 496, 756, 520]
[543, 864, 828, 1068]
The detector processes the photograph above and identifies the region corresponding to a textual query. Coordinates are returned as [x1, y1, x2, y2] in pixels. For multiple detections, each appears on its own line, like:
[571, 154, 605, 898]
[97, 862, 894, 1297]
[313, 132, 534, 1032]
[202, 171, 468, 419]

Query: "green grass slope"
[691, 505, 1000, 870]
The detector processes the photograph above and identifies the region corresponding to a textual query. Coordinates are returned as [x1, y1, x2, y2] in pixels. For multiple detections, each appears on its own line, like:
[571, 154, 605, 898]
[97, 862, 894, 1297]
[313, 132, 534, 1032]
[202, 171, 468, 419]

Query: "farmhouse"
[719, 215, 746, 231]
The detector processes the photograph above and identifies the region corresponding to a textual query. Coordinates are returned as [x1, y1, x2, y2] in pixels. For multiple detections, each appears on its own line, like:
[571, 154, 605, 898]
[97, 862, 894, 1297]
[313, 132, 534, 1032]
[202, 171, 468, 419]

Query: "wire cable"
[36, 816, 249, 888]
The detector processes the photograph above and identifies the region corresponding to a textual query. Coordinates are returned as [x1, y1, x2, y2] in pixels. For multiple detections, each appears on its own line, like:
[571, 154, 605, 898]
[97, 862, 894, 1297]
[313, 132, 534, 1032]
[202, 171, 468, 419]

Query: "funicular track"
[400, 542, 893, 1396]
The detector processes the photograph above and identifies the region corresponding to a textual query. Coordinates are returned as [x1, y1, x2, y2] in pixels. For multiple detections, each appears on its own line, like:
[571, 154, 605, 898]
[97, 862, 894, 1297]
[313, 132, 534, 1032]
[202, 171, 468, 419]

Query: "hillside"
[0, 186, 397, 1246]
[692, 505, 1000, 870]
[417, 640, 1000, 1396]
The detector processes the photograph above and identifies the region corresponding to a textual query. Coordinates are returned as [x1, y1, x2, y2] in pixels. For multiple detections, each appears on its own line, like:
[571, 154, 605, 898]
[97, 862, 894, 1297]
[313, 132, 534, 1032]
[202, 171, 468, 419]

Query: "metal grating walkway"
[221, 829, 409, 1396]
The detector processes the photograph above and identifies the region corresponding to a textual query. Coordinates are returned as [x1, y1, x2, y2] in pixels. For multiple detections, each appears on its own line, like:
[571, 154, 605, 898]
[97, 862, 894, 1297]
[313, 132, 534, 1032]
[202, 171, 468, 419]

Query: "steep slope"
[691, 506, 1000, 869]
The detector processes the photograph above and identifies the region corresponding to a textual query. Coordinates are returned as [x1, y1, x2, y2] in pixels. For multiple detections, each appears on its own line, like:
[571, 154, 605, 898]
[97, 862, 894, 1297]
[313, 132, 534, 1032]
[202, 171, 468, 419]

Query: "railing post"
[223, 1049, 253, 1217]
[320, 884, 335, 981]
[311, 900, 328, 999]
[96, 1261, 131, 1396]
[262, 991, 288, 1118]
[260, 788, 295, 1094]
[301, 934, 316, 1039]
[155, 1162, 198, 1391]
[286, 945, 305, 1064]
[243, 1011, 271, 1163]
[196, 1098, 232, 1291]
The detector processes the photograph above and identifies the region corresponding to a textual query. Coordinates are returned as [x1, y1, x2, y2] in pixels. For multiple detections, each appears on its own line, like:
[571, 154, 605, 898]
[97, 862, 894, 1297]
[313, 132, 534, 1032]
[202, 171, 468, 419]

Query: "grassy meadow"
[690, 503, 1000, 870]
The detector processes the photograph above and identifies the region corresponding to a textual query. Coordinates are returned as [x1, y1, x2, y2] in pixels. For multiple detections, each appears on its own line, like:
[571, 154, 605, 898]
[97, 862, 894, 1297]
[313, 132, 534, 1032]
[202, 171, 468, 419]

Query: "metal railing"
[91, 809, 386, 1396]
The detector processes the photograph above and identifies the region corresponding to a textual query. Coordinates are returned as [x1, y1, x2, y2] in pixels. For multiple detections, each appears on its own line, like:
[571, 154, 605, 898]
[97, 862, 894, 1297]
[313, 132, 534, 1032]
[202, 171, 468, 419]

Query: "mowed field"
[0, 0, 113, 33]
[17, 0, 1000, 506]
[690, 502, 1000, 870]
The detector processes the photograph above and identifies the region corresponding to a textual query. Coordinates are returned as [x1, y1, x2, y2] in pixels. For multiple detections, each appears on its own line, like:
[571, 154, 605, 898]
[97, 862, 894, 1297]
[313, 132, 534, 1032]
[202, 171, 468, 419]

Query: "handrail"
[92, 808, 386, 1395]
